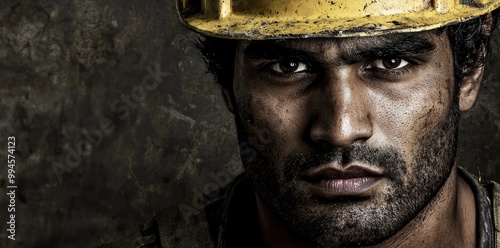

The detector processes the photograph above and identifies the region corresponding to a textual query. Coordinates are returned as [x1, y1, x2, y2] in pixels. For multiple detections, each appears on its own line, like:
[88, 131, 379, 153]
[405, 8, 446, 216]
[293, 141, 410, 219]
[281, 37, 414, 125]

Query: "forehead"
[236, 30, 448, 61]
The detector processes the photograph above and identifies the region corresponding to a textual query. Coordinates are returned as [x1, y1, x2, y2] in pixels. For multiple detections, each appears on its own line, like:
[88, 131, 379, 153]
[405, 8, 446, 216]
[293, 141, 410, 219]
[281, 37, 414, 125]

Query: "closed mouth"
[300, 164, 384, 197]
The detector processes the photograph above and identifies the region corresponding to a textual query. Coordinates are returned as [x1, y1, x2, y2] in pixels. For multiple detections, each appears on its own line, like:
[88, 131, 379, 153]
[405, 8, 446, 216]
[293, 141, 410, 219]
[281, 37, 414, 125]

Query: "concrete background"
[0, 0, 498, 247]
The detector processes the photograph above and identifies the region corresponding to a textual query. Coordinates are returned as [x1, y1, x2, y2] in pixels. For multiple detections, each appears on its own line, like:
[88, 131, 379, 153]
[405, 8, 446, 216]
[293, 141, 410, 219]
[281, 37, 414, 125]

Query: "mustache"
[283, 144, 408, 182]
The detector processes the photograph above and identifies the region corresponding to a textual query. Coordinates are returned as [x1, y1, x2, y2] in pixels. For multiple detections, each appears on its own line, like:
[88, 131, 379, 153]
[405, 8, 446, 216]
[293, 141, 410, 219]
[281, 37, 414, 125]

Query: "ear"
[221, 87, 236, 114]
[459, 12, 494, 111]
[458, 65, 484, 111]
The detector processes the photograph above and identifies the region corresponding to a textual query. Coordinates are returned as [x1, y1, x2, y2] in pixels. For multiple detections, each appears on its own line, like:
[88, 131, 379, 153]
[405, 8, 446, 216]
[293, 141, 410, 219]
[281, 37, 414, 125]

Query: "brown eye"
[270, 60, 309, 73]
[382, 58, 402, 69]
[370, 58, 409, 70]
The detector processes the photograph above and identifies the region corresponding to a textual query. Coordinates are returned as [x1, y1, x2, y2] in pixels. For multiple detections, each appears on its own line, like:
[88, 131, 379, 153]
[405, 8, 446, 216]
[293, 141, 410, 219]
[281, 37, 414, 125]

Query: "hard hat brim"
[178, 3, 500, 39]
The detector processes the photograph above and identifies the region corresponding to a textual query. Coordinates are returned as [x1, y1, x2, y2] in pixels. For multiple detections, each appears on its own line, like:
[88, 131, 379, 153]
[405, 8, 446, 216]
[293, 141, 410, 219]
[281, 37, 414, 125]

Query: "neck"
[256, 165, 477, 248]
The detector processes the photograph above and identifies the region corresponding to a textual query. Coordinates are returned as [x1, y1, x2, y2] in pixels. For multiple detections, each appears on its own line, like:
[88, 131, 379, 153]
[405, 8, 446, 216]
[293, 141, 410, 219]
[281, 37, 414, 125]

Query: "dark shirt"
[102, 167, 496, 248]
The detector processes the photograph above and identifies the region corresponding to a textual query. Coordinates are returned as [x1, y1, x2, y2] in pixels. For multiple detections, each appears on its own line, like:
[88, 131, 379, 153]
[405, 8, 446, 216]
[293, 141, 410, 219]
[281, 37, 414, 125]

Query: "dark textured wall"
[0, 1, 498, 247]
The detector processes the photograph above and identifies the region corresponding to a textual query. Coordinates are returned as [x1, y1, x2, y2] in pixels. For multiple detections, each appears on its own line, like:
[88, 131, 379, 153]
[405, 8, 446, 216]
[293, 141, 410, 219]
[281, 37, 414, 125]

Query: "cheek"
[374, 77, 454, 163]
[238, 94, 296, 142]
[234, 84, 307, 160]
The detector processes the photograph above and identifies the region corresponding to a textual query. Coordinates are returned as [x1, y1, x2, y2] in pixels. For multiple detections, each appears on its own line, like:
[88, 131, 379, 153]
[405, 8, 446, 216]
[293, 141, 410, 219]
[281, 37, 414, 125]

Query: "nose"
[309, 70, 373, 147]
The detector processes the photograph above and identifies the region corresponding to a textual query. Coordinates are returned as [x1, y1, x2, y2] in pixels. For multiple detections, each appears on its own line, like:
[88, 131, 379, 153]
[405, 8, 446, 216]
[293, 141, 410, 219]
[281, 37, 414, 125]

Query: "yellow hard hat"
[176, 0, 500, 39]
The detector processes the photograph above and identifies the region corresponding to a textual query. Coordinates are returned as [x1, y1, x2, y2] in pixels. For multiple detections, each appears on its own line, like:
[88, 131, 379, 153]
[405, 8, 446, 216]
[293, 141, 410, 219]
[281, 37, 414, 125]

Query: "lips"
[300, 165, 384, 197]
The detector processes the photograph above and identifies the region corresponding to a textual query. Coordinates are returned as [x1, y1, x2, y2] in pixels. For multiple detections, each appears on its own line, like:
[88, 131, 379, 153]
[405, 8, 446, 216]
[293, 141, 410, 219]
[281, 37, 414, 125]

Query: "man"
[104, 0, 500, 247]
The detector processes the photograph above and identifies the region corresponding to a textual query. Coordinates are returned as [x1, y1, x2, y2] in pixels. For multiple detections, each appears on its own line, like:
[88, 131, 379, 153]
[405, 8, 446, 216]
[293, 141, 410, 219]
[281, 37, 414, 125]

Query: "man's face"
[228, 31, 459, 246]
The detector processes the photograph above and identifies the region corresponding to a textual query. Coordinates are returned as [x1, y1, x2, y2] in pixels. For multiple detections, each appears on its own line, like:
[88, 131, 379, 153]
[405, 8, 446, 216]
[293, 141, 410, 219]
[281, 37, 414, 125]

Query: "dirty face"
[228, 31, 459, 246]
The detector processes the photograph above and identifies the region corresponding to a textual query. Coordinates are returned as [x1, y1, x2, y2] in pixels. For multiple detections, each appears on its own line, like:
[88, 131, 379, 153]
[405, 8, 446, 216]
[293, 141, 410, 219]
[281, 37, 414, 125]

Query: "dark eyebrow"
[345, 34, 437, 63]
[242, 33, 437, 64]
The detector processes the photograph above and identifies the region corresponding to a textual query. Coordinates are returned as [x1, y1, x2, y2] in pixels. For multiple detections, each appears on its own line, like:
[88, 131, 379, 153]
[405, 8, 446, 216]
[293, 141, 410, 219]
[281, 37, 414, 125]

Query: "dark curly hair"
[196, 10, 499, 89]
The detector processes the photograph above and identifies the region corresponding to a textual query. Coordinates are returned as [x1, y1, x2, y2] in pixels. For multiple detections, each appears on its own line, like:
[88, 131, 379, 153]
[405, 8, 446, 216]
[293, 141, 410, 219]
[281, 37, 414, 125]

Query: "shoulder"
[100, 173, 248, 248]
[99, 206, 212, 248]
[487, 180, 500, 229]
[99, 218, 160, 248]
[153, 174, 249, 247]
[481, 180, 500, 248]
[458, 167, 499, 247]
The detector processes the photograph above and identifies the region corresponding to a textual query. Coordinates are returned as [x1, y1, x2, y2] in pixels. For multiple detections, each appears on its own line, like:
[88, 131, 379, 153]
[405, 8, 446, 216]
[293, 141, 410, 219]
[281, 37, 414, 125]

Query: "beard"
[234, 106, 459, 247]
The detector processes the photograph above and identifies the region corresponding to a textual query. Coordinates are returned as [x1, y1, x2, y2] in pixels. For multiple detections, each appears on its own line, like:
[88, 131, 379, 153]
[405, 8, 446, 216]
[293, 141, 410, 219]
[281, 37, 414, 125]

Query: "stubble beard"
[235, 106, 459, 247]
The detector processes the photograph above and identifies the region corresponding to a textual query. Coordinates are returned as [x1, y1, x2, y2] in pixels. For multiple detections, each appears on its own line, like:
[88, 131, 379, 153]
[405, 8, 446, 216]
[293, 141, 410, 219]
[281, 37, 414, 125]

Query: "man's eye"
[369, 58, 409, 70]
[270, 61, 310, 74]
